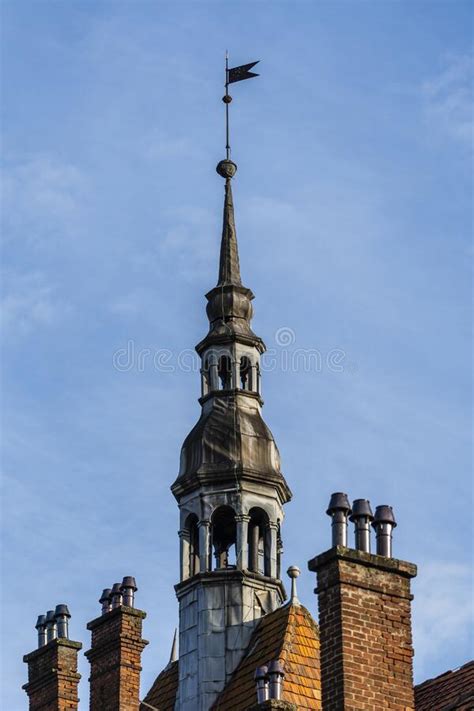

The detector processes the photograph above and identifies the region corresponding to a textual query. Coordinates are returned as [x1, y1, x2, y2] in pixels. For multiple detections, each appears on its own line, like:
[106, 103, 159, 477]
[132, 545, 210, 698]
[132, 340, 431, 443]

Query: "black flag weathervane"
[223, 52, 260, 160]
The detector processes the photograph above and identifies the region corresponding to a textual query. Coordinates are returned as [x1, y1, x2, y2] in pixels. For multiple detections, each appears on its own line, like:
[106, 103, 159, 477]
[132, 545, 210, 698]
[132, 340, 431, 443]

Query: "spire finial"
[287, 565, 301, 605]
[221, 54, 260, 162]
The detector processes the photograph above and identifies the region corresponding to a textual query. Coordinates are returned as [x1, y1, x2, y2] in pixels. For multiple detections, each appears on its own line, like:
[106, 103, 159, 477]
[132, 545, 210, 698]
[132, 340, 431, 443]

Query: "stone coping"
[308, 545, 417, 578]
[174, 568, 287, 598]
[87, 605, 146, 631]
[23, 637, 82, 663]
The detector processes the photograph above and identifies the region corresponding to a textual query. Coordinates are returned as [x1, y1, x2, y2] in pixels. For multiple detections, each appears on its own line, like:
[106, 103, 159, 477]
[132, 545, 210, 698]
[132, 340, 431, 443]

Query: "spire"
[216, 159, 241, 287]
[169, 628, 178, 665]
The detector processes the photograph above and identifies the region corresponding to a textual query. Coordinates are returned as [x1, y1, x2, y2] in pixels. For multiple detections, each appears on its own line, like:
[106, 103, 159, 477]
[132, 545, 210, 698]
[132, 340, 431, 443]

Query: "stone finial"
[286, 565, 300, 605]
[216, 159, 237, 180]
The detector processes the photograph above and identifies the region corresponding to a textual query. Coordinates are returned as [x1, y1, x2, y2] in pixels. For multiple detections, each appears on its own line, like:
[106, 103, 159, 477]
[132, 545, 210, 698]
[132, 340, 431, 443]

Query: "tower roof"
[171, 391, 291, 502]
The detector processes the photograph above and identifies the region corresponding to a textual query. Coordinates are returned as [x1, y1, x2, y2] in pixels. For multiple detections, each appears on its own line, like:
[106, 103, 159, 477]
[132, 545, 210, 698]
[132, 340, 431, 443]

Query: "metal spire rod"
[220, 53, 259, 163]
[224, 51, 231, 160]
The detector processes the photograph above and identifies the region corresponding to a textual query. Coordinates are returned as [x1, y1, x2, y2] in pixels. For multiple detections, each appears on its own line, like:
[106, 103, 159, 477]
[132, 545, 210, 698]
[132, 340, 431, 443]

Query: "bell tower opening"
[211, 506, 237, 570]
[248, 507, 270, 575]
[218, 355, 232, 390]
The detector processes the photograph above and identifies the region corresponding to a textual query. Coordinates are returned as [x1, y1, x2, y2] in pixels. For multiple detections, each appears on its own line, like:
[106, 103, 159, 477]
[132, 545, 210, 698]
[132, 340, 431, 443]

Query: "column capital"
[197, 519, 210, 528]
[235, 513, 251, 523]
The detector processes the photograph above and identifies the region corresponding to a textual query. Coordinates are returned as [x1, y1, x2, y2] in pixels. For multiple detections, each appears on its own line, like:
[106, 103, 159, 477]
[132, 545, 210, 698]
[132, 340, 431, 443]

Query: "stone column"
[249, 523, 260, 572]
[308, 547, 417, 711]
[23, 638, 82, 711]
[232, 358, 239, 389]
[198, 520, 211, 572]
[86, 606, 148, 711]
[266, 523, 279, 578]
[209, 361, 219, 391]
[200, 369, 209, 397]
[235, 514, 250, 570]
[179, 528, 190, 581]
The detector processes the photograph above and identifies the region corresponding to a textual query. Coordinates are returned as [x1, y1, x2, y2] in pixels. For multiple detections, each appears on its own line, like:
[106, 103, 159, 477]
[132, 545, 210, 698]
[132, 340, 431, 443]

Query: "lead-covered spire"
[217, 161, 241, 287]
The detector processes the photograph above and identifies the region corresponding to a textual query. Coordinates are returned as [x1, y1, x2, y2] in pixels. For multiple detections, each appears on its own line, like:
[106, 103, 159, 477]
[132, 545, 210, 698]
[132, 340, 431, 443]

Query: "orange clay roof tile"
[211, 602, 321, 710]
[141, 603, 320, 711]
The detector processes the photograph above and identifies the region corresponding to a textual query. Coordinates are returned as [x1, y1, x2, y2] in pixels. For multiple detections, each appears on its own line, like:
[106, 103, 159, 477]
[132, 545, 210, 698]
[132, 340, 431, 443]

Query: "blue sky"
[1, 1, 472, 708]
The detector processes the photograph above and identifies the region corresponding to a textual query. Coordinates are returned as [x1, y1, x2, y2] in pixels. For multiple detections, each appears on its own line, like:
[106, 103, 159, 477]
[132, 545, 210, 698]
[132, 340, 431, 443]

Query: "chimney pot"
[120, 576, 137, 607]
[268, 659, 285, 700]
[110, 583, 123, 609]
[349, 499, 374, 552]
[372, 505, 397, 557]
[45, 610, 57, 642]
[54, 604, 71, 639]
[326, 492, 352, 547]
[254, 665, 269, 704]
[35, 614, 47, 648]
[99, 588, 112, 614]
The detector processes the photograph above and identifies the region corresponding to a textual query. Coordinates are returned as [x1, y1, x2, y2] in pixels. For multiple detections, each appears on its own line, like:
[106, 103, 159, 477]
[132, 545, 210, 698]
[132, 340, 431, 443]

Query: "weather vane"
[222, 52, 260, 162]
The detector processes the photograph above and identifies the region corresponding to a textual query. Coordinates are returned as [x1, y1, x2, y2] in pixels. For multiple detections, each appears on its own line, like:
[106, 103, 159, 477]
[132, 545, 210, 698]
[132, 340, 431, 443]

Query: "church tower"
[171, 158, 292, 711]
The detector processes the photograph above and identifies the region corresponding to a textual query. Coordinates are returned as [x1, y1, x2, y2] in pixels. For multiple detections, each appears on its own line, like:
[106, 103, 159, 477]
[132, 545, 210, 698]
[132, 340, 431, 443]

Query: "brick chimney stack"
[308, 493, 417, 711]
[85, 576, 148, 711]
[23, 605, 82, 710]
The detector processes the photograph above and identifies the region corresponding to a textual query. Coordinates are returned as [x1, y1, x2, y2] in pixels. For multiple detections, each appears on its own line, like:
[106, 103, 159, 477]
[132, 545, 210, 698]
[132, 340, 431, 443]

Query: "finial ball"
[222, 94, 232, 104]
[287, 565, 301, 580]
[216, 159, 237, 179]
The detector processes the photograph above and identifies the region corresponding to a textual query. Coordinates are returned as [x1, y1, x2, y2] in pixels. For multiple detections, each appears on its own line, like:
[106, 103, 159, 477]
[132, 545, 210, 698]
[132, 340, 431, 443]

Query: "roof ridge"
[279, 604, 300, 663]
[415, 659, 474, 688]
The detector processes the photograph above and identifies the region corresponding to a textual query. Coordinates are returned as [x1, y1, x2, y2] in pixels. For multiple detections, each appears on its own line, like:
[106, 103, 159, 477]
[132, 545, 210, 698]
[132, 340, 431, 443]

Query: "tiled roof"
[211, 602, 321, 710]
[140, 660, 178, 711]
[415, 660, 474, 711]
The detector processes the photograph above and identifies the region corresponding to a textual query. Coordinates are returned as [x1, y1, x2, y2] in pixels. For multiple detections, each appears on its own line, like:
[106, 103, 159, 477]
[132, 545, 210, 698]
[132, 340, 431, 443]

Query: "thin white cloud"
[2, 154, 87, 246]
[421, 54, 473, 144]
[0, 271, 69, 340]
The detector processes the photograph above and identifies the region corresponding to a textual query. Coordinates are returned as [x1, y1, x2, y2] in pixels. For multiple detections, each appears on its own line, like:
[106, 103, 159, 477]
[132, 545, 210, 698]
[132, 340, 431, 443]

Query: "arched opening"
[248, 507, 270, 575]
[218, 355, 232, 390]
[240, 355, 252, 391]
[211, 506, 236, 569]
[186, 514, 200, 577]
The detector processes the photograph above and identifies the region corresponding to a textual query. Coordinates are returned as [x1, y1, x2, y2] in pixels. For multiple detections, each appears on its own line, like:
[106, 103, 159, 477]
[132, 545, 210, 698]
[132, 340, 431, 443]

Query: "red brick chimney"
[23, 606, 82, 710]
[308, 494, 417, 711]
[85, 577, 148, 711]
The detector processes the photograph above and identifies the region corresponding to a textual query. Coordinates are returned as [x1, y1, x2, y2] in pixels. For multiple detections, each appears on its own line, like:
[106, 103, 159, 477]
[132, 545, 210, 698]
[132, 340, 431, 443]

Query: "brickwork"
[23, 638, 82, 710]
[86, 606, 148, 711]
[308, 546, 417, 711]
